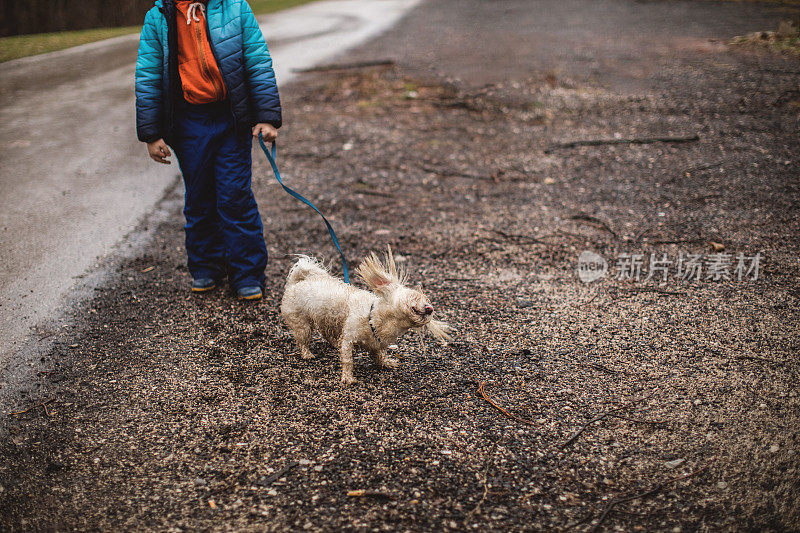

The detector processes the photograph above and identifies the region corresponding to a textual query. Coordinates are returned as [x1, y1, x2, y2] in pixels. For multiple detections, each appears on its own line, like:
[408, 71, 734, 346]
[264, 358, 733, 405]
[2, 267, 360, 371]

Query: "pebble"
[314, 465, 323, 472]
[717, 481, 728, 489]
[299, 459, 312, 466]
[769, 444, 779, 453]
[267, 489, 278, 496]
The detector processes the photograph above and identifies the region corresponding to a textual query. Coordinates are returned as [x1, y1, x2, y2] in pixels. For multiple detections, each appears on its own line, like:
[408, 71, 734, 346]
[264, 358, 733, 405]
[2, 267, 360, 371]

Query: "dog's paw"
[299, 350, 314, 360]
[378, 357, 400, 369]
[340, 374, 357, 386]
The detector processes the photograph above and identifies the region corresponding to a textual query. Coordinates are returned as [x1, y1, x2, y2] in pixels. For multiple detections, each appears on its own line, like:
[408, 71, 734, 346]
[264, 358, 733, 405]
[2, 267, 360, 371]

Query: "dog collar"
[368, 300, 383, 345]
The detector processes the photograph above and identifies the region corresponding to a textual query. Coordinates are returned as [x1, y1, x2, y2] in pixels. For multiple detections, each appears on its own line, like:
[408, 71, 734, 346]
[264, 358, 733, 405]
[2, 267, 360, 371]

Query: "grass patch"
[0, 0, 317, 63]
[249, 0, 319, 14]
[0, 26, 141, 63]
[730, 20, 800, 55]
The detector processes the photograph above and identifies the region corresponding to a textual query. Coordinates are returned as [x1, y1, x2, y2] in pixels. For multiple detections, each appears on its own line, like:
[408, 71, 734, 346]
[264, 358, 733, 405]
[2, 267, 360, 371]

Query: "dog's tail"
[287, 255, 329, 285]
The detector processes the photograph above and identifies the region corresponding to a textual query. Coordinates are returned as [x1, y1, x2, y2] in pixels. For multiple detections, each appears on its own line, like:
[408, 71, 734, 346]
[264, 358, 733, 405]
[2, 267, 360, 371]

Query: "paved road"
[0, 0, 420, 375]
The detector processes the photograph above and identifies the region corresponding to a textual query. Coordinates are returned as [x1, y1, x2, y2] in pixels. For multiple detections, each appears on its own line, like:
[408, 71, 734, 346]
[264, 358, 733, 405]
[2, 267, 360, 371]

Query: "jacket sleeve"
[135, 9, 164, 143]
[240, 1, 282, 128]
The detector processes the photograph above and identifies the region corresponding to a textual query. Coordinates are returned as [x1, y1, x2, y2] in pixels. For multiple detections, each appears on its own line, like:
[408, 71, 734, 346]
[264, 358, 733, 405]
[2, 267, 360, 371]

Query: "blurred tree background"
[0, 0, 315, 61]
[0, 0, 154, 37]
[0, 0, 315, 37]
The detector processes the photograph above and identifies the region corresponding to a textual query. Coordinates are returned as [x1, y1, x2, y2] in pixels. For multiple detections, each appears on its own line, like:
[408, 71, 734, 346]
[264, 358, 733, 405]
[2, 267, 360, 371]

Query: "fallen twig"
[420, 164, 485, 180]
[590, 465, 709, 532]
[490, 229, 551, 245]
[576, 362, 620, 374]
[736, 355, 782, 365]
[545, 134, 699, 153]
[469, 439, 501, 518]
[347, 490, 396, 499]
[684, 160, 724, 174]
[9, 398, 54, 417]
[354, 188, 395, 198]
[252, 461, 300, 490]
[478, 381, 538, 426]
[633, 224, 652, 242]
[605, 413, 668, 426]
[570, 213, 618, 239]
[571, 291, 601, 308]
[622, 287, 684, 297]
[562, 395, 652, 449]
[292, 59, 395, 73]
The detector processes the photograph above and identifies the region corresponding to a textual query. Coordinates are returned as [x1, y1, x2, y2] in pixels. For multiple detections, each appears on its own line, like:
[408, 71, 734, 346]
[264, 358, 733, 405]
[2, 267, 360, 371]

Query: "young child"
[135, 0, 281, 301]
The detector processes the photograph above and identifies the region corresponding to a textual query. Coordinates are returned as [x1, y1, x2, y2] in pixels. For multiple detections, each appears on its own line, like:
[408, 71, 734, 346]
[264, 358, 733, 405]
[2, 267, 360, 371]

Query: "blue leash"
[257, 133, 350, 284]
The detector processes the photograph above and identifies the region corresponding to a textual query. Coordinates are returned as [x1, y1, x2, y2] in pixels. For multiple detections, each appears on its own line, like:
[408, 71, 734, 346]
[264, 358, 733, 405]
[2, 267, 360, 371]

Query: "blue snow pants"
[172, 100, 267, 291]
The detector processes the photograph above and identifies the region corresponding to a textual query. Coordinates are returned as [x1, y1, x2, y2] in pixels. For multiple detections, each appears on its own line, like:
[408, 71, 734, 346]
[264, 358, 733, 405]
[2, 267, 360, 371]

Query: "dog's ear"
[356, 252, 398, 296]
[385, 244, 408, 285]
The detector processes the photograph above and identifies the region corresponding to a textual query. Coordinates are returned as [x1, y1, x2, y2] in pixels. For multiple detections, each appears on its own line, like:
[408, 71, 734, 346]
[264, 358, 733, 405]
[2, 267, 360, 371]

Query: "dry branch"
[590, 465, 709, 532]
[545, 134, 699, 153]
[293, 59, 395, 73]
[478, 381, 538, 426]
[570, 213, 617, 239]
[562, 395, 652, 449]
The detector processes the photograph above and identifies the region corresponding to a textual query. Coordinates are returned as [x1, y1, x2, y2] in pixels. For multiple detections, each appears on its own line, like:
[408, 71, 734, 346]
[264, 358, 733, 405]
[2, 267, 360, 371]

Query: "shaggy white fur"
[280, 247, 451, 385]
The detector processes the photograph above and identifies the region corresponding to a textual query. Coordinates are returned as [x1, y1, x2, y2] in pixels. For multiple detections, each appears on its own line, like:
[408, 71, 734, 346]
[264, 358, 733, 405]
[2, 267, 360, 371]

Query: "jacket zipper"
[193, 14, 222, 100]
[203, 11, 239, 125]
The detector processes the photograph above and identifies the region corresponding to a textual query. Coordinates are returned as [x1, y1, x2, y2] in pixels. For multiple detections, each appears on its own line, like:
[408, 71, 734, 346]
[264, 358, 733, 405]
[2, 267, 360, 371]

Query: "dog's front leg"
[340, 338, 356, 385]
[373, 349, 399, 369]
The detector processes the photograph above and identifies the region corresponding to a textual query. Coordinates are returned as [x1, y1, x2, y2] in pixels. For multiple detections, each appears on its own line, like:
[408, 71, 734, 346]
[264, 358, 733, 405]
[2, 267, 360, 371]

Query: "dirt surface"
[2, 0, 800, 531]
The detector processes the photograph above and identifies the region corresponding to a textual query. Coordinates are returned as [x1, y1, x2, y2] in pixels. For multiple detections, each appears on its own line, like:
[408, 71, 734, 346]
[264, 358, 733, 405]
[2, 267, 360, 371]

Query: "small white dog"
[281, 247, 451, 385]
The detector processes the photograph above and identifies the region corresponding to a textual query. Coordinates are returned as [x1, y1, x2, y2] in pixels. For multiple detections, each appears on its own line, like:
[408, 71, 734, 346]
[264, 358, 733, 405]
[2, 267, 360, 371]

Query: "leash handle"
[257, 133, 350, 284]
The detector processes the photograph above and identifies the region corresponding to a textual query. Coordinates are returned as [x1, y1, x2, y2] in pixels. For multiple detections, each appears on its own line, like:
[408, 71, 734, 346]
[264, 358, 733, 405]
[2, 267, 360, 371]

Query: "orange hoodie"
[175, 1, 228, 104]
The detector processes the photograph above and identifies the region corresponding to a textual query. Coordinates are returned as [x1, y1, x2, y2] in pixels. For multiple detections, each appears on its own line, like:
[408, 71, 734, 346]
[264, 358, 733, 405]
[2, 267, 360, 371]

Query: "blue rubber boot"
[237, 286, 262, 301]
[191, 278, 217, 293]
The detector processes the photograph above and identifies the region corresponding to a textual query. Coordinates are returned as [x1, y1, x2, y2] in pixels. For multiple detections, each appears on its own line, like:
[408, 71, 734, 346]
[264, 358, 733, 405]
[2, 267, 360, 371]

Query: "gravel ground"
[2, 0, 800, 531]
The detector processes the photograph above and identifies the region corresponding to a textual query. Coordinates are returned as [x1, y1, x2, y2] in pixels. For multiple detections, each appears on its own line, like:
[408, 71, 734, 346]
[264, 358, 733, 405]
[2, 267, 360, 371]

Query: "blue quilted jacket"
[135, 0, 281, 143]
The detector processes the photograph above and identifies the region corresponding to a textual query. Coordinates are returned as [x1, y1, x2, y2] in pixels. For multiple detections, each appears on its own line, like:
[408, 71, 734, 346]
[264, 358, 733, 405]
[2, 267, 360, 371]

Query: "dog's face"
[356, 247, 434, 326]
[389, 285, 434, 327]
[355, 246, 452, 345]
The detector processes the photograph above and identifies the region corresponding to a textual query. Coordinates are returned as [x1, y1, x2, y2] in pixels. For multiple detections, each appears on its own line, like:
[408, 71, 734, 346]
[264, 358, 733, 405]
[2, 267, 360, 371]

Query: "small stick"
[347, 490, 395, 499]
[649, 238, 705, 245]
[684, 160, 724, 173]
[562, 395, 652, 449]
[469, 439, 501, 518]
[354, 188, 395, 198]
[491, 229, 550, 245]
[633, 224, 652, 242]
[9, 398, 54, 417]
[623, 287, 684, 297]
[605, 413, 668, 426]
[576, 362, 620, 374]
[570, 214, 618, 239]
[571, 291, 600, 308]
[590, 465, 709, 532]
[259, 461, 299, 487]
[293, 59, 395, 73]
[545, 134, 699, 153]
[478, 382, 538, 426]
[736, 355, 782, 365]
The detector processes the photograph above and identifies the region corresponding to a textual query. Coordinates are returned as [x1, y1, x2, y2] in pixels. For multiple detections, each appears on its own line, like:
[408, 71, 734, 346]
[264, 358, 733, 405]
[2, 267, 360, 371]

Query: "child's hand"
[147, 139, 172, 164]
[252, 123, 278, 142]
